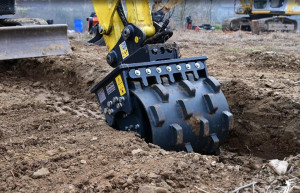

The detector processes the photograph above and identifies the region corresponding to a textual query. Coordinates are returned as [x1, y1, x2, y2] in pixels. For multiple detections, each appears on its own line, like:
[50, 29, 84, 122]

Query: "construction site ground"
[0, 31, 299, 193]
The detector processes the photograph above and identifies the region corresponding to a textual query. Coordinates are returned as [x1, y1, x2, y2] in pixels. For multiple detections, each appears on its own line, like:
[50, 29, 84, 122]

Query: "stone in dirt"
[32, 168, 50, 178]
[138, 185, 170, 193]
[148, 172, 159, 179]
[46, 149, 58, 156]
[32, 81, 42, 87]
[268, 159, 288, 175]
[91, 136, 98, 141]
[80, 160, 87, 164]
[132, 148, 143, 155]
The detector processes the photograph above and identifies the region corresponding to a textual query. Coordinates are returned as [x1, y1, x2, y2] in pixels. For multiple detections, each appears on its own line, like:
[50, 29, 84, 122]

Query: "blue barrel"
[74, 19, 83, 33]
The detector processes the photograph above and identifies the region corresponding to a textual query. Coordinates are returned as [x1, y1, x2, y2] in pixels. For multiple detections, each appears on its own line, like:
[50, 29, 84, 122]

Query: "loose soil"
[0, 31, 299, 193]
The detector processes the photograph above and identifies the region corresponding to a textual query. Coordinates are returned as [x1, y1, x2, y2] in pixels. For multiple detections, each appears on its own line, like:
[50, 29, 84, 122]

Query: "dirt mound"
[245, 51, 300, 72]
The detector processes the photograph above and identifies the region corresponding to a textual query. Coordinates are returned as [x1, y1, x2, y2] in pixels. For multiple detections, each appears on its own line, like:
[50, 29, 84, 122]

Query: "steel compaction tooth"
[152, 84, 169, 102]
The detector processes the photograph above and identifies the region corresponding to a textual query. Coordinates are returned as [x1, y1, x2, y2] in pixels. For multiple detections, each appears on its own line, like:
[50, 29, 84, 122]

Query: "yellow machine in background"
[222, 0, 300, 32]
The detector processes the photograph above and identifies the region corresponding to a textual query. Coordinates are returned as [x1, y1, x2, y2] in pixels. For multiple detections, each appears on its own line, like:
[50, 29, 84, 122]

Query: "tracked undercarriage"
[222, 16, 297, 33]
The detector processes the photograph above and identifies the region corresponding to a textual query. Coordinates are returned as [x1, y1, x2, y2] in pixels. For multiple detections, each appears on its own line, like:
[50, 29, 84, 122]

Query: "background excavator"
[0, 0, 71, 60]
[90, 0, 233, 155]
[222, 0, 300, 32]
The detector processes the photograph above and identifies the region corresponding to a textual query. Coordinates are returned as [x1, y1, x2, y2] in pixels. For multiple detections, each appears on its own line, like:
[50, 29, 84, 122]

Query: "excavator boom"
[152, 0, 185, 13]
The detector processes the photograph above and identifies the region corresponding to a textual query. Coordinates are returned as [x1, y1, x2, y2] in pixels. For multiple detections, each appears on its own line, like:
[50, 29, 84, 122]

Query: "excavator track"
[257, 17, 297, 32]
[91, 54, 233, 154]
[222, 17, 251, 32]
[222, 16, 297, 33]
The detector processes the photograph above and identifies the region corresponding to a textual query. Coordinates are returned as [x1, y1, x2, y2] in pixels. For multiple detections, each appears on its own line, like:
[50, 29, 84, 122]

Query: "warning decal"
[119, 41, 129, 59]
[115, 74, 126, 96]
[106, 81, 115, 95]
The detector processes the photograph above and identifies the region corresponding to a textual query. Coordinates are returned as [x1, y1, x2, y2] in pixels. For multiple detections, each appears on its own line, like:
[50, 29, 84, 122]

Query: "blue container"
[74, 19, 83, 33]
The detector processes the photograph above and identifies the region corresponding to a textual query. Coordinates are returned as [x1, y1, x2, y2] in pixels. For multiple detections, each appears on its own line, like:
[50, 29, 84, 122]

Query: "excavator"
[222, 0, 300, 32]
[0, 0, 71, 60]
[91, 0, 233, 155]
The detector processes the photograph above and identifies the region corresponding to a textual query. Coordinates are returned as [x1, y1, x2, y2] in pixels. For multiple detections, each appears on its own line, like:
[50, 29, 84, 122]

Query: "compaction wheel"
[91, 56, 233, 154]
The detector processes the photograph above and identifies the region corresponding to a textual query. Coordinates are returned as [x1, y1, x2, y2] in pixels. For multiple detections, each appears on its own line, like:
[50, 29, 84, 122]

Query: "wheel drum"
[129, 76, 233, 154]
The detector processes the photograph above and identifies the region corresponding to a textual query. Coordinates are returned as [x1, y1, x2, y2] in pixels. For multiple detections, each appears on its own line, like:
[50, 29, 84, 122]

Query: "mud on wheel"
[91, 56, 233, 155]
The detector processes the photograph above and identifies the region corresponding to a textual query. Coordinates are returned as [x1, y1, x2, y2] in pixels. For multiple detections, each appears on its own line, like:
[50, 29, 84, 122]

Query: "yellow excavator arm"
[92, 0, 155, 51]
[152, 0, 185, 14]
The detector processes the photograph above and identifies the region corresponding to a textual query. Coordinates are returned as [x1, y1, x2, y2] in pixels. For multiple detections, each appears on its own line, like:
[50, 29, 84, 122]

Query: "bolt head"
[195, 62, 200, 68]
[176, 65, 182, 71]
[152, 48, 158, 54]
[103, 108, 108, 114]
[116, 103, 123, 109]
[112, 96, 119, 103]
[119, 96, 125, 103]
[122, 26, 132, 40]
[145, 68, 151, 75]
[166, 66, 172, 72]
[156, 67, 162, 73]
[186, 64, 191, 70]
[106, 51, 118, 67]
[107, 101, 113, 107]
[135, 70, 141, 76]
[108, 109, 114, 115]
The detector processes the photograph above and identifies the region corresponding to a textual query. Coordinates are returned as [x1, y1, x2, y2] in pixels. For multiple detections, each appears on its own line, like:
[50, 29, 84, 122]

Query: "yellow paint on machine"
[115, 74, 126, 96]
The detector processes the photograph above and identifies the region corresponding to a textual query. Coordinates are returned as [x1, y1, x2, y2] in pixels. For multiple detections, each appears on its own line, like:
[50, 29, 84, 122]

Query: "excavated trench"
[0, 37, 300, 192]
[1, 52, 298, 160]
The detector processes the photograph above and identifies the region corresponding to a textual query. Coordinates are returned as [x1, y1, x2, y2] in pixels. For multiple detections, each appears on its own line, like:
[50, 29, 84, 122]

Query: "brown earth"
[0, 31, 299, 193]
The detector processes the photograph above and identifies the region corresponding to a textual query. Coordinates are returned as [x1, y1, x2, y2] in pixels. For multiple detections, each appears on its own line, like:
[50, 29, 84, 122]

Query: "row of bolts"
[134, 62, 201, 76]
